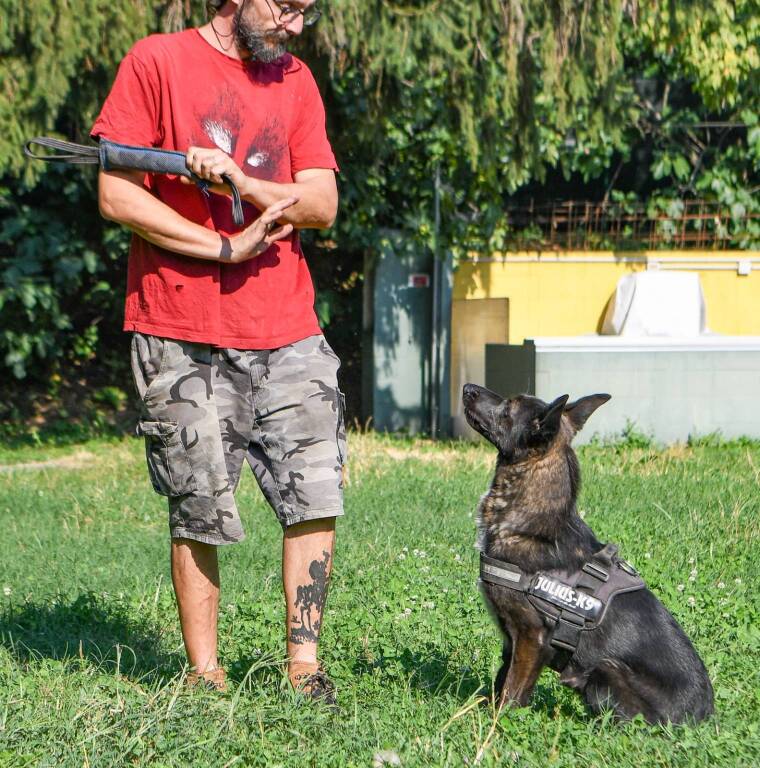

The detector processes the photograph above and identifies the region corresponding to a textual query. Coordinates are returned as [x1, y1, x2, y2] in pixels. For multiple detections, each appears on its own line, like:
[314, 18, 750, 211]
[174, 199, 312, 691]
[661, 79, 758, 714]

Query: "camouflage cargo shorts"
[130, 332, 347, 545]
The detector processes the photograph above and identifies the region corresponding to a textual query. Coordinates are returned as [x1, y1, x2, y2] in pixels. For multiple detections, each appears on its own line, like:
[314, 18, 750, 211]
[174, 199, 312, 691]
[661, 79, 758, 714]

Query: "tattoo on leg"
[289, 550, 330, 645]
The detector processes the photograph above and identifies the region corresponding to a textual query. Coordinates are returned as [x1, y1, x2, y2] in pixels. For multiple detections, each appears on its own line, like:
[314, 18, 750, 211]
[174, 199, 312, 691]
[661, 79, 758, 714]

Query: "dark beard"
[234, 9, 288, 63]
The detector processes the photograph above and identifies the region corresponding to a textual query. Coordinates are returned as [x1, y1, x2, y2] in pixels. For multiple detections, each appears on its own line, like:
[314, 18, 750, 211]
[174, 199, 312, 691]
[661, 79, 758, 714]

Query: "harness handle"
[24, 136, 100, 164]
[24, 137, 245, 228]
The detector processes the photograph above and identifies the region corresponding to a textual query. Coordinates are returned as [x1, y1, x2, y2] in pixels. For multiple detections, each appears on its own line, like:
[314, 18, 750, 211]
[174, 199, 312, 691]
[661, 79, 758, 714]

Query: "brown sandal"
[186, 667, 228, 692]
[288, 661, 336, 707]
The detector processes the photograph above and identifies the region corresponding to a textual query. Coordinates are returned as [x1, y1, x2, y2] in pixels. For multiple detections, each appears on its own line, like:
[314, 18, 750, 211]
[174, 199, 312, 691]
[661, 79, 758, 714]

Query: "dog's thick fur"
[463, 384, 713, 724]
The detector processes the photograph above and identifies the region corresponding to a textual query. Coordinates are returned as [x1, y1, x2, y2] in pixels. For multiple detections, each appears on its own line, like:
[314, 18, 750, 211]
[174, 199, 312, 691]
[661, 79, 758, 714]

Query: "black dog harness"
[24, 136, 245, 228]
[479, 543, 646, 670]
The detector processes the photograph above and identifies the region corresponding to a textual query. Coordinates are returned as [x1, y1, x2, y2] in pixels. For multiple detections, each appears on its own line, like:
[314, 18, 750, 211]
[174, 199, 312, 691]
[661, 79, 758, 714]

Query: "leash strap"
[24, 137, 245, 228]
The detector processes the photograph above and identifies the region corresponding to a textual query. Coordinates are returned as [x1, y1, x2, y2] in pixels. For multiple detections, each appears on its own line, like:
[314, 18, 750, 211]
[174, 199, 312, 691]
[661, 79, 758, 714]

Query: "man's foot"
[186, 666, 228, 692]
[288, 661, 337, 707]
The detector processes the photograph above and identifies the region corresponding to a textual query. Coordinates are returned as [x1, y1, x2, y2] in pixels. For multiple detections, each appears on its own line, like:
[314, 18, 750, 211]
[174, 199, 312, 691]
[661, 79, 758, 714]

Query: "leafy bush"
[0, 0, 757, 394]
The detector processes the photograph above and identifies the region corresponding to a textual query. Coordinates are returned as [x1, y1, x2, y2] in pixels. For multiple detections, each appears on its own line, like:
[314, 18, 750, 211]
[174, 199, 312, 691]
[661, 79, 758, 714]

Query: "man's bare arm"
[244, 169, 337, 229]
[184, 147, 338, 229]
[98, 168, 297, 263]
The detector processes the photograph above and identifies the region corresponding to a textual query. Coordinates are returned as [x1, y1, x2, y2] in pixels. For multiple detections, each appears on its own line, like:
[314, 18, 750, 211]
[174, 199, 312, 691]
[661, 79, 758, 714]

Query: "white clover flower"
[690, 568, 698, 578]
[422, 601, 435, 610]
[688, 558, 695, 565]
[677, 584, 685, 592]
[717, 582, 725, 589]
[735, 578, 742, 585]
[402, 546, 408, 553]
[397, 553, 406, 560]
[644, 552, 652, 559]
[454, 554, 462, 562]
[372, 750, 401, 768]
[687, 596, 696, 607]
[3, 586, 10, 596]
[689, 574, 696, 582]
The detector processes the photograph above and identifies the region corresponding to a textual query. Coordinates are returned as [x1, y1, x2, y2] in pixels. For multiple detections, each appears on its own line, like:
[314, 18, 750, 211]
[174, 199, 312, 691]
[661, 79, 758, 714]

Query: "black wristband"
[219, 235, 232, 262]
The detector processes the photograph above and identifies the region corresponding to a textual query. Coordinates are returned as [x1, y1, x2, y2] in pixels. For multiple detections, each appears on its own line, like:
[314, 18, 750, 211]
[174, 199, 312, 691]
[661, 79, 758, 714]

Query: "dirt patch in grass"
[344, 433, 492, 482]
[0, 450, 97, 473]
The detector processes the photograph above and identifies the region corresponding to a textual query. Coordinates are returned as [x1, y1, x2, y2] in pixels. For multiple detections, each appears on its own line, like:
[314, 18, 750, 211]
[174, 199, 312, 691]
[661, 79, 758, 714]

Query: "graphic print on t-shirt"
[243, 116, 287, 180]
[194, 88, 287, 183]
[196, 85, 243, 157]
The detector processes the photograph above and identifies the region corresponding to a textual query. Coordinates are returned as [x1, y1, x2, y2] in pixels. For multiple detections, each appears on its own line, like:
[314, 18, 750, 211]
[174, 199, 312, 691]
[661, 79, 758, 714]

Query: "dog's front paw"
[497, 689, 530, 710]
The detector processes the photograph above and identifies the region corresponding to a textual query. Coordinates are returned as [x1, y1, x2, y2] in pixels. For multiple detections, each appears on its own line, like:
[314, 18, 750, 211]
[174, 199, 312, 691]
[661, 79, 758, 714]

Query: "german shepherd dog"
[462, 384, 713, 724]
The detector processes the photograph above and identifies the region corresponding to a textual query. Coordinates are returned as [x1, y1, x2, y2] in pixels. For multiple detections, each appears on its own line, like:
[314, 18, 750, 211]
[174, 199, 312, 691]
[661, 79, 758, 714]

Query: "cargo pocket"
[137, 420, 197, 497]
[336, 391, 348, 466]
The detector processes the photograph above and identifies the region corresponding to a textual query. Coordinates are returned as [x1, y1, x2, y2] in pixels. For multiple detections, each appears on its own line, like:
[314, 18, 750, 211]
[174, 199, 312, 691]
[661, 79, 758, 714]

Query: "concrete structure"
[486, 336, 760, 444]
[367, 247, 760, 442]
[451, 250, 759, 441]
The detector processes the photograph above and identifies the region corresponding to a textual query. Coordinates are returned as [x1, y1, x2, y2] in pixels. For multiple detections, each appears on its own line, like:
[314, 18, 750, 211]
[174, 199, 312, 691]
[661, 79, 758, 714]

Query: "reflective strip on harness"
[481, 563, 521, 583]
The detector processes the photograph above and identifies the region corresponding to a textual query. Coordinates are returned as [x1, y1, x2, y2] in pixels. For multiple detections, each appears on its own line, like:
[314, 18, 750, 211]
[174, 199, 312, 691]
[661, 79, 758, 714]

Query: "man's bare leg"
[283, 518, 336, 671]
[171, 538, 220, 673]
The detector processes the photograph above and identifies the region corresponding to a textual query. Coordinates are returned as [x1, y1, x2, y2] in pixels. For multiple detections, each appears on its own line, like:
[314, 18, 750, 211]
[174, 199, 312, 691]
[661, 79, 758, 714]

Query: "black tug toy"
[24, 136, 244, 228]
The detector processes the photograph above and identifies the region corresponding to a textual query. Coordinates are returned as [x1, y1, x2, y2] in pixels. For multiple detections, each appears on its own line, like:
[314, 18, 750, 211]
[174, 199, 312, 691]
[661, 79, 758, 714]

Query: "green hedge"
[0, 1, 757, 388]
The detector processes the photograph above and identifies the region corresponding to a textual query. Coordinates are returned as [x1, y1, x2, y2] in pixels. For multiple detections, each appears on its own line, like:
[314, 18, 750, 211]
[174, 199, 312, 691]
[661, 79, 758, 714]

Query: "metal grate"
[502, 200, 758, 250]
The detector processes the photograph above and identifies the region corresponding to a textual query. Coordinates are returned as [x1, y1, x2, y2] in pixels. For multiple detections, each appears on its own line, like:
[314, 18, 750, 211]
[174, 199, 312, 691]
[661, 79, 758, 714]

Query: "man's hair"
[206, 0, 225, 16]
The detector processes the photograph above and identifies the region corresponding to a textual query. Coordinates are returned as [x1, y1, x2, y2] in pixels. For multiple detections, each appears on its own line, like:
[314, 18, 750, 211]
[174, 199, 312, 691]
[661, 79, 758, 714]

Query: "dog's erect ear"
[564, 394, 611, 432]
[536, 394, 570, 440]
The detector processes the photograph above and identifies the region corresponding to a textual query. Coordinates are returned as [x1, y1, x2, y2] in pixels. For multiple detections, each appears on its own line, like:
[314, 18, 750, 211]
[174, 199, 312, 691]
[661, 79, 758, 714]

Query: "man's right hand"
[223, 197, 299, 264]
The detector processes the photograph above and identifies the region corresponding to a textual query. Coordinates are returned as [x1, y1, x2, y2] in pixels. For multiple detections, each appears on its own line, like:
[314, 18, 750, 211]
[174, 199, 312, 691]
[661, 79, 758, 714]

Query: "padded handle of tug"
[24, 137, 245, 228]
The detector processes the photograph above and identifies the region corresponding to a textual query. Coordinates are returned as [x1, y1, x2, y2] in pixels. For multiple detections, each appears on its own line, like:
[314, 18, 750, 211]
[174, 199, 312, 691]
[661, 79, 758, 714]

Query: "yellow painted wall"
[453, 251, 759, 342]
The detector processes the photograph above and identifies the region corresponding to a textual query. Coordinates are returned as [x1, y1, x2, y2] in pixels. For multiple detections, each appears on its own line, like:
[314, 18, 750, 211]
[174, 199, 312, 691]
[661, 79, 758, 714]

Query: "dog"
[462, 384, 713, 724]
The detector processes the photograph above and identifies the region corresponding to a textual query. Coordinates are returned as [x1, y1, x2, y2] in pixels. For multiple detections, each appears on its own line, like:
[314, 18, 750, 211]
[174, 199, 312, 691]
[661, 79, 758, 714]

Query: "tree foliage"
[0, 0, 757, 385]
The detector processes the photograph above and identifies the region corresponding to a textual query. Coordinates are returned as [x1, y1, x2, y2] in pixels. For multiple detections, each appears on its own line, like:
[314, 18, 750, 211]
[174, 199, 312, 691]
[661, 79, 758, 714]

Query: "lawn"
[0, 431, 758, 767]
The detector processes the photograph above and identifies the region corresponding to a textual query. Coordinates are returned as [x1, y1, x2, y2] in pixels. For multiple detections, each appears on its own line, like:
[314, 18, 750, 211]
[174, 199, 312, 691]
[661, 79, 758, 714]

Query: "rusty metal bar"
[501, 200, 757, 251]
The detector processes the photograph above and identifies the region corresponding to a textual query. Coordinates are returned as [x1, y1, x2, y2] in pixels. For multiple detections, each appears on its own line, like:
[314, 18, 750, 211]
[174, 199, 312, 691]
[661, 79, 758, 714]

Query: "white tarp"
[601, 271, 708, 337]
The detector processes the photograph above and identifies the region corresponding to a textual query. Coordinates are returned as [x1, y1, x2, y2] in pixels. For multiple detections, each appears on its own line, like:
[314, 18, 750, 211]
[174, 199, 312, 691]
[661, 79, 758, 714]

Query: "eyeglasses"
[268, 0, 321, 26]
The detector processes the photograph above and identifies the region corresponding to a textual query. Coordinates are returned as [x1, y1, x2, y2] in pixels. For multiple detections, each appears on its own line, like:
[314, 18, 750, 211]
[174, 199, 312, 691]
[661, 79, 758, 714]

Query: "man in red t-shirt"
[93, 0, 344, 703]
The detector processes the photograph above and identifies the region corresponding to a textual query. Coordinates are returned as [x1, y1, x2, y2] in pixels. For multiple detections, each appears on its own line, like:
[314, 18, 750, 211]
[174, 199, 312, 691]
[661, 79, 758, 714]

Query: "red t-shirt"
[91, 29, 338, 349]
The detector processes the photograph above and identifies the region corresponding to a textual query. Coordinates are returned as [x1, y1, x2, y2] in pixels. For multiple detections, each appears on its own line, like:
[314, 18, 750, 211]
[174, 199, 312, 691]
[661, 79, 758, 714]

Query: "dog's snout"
[462, 384, 479, 402]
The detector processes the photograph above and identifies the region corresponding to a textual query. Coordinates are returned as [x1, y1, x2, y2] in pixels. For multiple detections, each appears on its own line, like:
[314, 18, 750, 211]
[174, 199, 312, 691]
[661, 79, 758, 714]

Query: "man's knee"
[284, 516, 337, 539]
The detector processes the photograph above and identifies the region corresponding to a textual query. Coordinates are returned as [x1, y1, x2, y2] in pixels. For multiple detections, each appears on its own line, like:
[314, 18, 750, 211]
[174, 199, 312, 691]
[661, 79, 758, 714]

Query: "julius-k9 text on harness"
[479, 543, 646, 671]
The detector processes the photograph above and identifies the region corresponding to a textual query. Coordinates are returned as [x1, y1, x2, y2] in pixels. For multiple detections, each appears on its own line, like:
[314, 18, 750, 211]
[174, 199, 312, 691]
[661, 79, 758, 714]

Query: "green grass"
[0, 432, 758, 767]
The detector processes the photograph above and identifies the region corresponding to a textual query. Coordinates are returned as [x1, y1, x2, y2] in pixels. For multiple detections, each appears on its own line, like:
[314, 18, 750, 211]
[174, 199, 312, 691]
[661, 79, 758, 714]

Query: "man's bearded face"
[234, 1, 289, 63]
